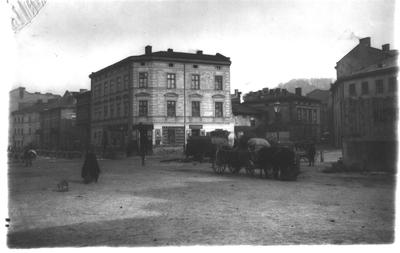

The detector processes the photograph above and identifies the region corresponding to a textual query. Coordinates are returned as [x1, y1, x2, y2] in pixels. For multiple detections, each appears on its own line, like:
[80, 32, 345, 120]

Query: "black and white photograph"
[1, 0, 398, 249]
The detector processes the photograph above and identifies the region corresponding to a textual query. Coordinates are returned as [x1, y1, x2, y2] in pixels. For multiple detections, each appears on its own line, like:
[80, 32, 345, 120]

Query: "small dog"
[57, 180, 69, 192]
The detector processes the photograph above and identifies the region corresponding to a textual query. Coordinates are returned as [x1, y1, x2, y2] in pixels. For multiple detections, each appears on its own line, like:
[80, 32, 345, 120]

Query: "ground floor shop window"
[167, 128, 176, 144]
[162, 126, 184, 145]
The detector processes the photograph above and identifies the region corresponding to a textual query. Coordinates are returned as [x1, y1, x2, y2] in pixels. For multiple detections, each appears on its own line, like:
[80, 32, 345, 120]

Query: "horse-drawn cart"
[212, 142, 300, 181]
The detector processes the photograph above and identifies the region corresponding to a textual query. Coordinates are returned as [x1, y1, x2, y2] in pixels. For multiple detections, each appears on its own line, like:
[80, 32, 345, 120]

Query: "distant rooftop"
[243, 87, 321, 104]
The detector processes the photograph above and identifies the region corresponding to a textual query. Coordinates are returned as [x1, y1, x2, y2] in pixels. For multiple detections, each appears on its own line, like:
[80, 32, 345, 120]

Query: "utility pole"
[183, 63, 186, 152]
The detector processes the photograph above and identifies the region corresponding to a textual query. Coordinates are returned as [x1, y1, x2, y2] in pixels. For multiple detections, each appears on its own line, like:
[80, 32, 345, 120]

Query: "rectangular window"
[361, 81, 369, 95]
[308, 109, 312, 123]
[192, 101, 200, 117]
[139, 72, 148, 88]
[116, 102, 121, 117]
[167, 100, 176, 117]
[375, 79, 384, 94]
[124, 75, 129, 90]
[167, 73, 176, 89]
[215, 76, 223, 90]
[124, 101, 129, 116]
[167, 128, 176, 144]
[312, 109, 317, 123]
[139, 100, 148, 116]
[104, 81, 108, 95]
[116, 77, 121, 91]
[98, 83, 102, 97]
[297, 108, 302, 121]
[191, 74, 200, 90]
[215, 102, 223, 117]
[349, 83, 356, 96]
[104, 105, 108, 118]
[110, 79, 115, 93]
[110, 103, 114, 117]
[388, 77, 397, 92]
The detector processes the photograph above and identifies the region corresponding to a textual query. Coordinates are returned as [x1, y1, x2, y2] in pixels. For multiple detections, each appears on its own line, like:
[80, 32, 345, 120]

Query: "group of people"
[8, 146, 37, 167]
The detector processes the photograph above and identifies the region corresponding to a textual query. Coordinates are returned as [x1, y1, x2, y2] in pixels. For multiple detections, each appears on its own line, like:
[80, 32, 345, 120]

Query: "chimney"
[359, 37, 371, 47]
[295, 87, 302, 96]
[196, 50, 203, 55]
[275, 88, 281, 95]
[232, 89, 241, 104]
[167, 48, 173, 53]
[145, 45, 152, 55]
[282, 89, 288, 96]
[269, 89, 274, 95]
[382, 44, 390, 51]
[262, 88, 269, 94]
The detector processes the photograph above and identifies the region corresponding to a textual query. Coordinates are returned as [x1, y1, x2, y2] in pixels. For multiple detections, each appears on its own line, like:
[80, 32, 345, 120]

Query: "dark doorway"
[191, 129, 200, 137]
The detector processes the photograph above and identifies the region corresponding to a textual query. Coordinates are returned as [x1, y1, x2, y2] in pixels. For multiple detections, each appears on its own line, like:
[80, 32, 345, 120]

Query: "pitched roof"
[306, 89, 330, 102]
[232, 103, 263, 115]
[144, 51, 230, 62]
[90, 49, 231, 77]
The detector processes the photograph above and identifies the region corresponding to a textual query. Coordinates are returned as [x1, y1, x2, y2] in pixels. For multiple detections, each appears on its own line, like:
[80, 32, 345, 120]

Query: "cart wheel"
[228, 165, 239, 174]
[245, 161, 255, 176]
[212, 162, 217, 173]
[214, 163, 225, 174]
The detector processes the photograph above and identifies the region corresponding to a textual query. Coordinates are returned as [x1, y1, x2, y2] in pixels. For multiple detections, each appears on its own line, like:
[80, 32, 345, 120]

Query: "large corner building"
[331, 37, 398, 171]
[89, 46, 234, 153]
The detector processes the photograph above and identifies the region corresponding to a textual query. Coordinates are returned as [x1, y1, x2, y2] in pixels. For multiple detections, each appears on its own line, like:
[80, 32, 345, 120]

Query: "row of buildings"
[9, 38, 398, 171]
[9, 46, 323, 154]
[10, 88, 87, 151]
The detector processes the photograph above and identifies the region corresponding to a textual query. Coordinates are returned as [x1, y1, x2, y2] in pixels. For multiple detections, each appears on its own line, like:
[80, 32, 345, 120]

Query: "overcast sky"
[9, 0, 397, 95]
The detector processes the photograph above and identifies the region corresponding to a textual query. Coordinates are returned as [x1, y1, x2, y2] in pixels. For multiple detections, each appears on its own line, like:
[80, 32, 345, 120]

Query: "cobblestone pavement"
[7, 153, 395, 247]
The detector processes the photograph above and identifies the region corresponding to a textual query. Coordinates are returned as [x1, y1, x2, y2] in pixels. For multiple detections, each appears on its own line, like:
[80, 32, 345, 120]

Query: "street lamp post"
[273, 101, 281, 143]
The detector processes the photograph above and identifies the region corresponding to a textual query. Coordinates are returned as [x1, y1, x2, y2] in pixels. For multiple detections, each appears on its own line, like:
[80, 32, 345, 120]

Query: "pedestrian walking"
[81, 148, 101, 184]
[138, 130, 147, 166]
[23, 148, 36, 167]
[307, 142, 316, 167]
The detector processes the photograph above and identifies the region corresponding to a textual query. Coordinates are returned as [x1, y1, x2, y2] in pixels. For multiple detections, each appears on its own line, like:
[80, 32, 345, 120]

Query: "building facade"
[242, 87, 321, 142]
[8, 87, 60, 147]
[306, 89, 332, 144]
[76, 90, 91, 151]
[10, 103, 49, 149]
[231, 89, 263, 137]
[331, 37, 398, 171]
[89, 46, 234, 153]
[40, 91, 81, 151]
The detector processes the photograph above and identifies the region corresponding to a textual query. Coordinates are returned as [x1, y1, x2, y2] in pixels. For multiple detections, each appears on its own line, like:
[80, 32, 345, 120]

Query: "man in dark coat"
[139, 131, 147, 166]
[81, 150, 101, 184]
[307, 142, 316, 167]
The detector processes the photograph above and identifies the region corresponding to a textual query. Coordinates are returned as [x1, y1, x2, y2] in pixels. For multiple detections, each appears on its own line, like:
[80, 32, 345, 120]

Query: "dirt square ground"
[7, 153, 395, 247]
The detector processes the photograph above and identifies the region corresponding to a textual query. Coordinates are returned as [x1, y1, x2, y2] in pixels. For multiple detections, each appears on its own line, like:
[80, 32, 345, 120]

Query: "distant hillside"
[276, 78, 333, 95]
